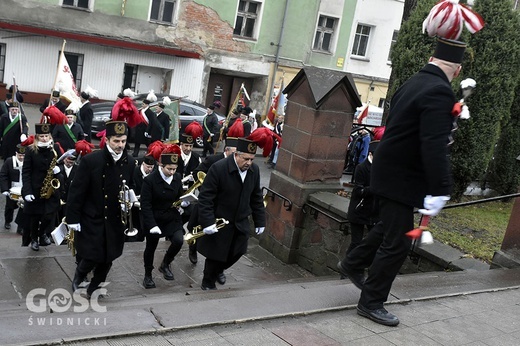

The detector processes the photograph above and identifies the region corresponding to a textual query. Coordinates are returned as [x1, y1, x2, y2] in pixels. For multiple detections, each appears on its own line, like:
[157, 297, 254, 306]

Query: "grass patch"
[416, 197, 513, 263]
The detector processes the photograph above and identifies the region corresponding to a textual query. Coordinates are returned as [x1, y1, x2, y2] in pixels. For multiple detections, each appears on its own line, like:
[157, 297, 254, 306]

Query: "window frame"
[61, 0, 92, 11]
[0, 43, 5, 83]
[312, 14, 339, 54]
[149, 0, 177, 25]
[233, 0, 263, 40]
[387, 30, 399, 62]
[351, 24, 372, 58]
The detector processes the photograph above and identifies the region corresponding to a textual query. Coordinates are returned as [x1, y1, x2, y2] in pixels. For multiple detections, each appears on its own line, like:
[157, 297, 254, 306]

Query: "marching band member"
[67, 121, 136, 298]
[197, 138, 265, 290]
[0, 101, 29, 160]
[0, 144, 26, 235]
[140, 145, 186, 289]
[22, 124, 63, 251]
[52, 105, 85, 152]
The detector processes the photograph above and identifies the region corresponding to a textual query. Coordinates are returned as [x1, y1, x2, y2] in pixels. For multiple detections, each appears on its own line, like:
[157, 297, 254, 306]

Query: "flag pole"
[48, 40, 67, 109]
[215, 83, 244, 151]
[12, 74, 24, 134]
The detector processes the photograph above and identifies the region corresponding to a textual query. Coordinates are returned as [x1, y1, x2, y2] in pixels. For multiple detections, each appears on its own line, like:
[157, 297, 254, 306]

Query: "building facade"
[0, 0, 402, 117]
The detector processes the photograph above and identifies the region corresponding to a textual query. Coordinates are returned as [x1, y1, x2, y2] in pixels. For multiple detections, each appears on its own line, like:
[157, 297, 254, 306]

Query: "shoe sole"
[356, 307, 399, 326]
[336, 262, 364, 290]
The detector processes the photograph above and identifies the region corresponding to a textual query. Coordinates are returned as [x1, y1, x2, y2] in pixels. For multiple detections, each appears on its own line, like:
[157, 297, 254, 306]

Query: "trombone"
[119, 179, 138, 236]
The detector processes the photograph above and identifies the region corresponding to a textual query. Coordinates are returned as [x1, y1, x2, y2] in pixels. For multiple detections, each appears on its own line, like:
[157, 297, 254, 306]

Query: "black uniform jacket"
[178, 152, 201, 179]
[157, 111, 170, 140]
[197, 154, 265, 262]
[347, 159, 379, 225]
[140, 169, 183, 237]
[0, 113, 28, 159]
[66, 147, 135, 263]
[78, 102, 93, 139]
[52, 123, 85, 152]
[371, 64, 455, 208]
[194, 153, 224, 175]
[21, 145, 61, 215]
[0, 156, 22, 192]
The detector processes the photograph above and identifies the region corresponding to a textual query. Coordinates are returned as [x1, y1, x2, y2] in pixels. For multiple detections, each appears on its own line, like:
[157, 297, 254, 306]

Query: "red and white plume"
[147, 140, 166, 161]
[111, 97, 144, 128]
[422, 0, 484, 40]
[184, 121, 203, 140]
[247, 127, 282, 157]
[161, 143, 182, 156]
[228, 119, 244, 138]
[75, 139, 95, 156]
[42, 105, 67, 125]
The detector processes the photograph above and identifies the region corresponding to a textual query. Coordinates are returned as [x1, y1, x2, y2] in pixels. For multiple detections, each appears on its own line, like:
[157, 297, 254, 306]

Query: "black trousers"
[343, 196, 413, 310]
[346, 223, 374, 255]
[4, 196, 19, 224]
[202, 232, 242, 288]
[202, 136, 214, 157]
[76, 259, 113, 295]
[29, 213, 56, 241]
[143, 230, 183, 274]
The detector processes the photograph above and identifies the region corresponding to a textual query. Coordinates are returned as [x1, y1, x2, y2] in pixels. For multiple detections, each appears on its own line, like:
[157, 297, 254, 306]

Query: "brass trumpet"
[172, 171, 205, 208]
[184, 218, 229, 245]
[119, 180, 138, 237]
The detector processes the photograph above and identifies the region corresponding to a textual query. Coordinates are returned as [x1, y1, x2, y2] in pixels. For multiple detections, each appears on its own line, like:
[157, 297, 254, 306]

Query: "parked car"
[91, 96, 225, 147]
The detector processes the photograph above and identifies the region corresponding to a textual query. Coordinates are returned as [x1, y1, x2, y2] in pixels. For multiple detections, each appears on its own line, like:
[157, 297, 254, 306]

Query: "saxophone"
[40, 149, 60, 199]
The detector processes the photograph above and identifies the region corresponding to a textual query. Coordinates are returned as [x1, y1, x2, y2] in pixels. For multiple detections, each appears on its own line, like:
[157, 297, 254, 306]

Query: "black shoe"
[337, 261, 365, 290]
[143, 275, 156, 289]
[188, 246, 198, 264]
[201, 283, 217, 291]
[216, 272, 226, 285]
[159, 262, 174, 280]
[357, 304, 400, 326]
[39, 235, 51, 246]
[72, 272, 85, 292]
[4, 223, 11, 229]
[30, 240, 39, 251]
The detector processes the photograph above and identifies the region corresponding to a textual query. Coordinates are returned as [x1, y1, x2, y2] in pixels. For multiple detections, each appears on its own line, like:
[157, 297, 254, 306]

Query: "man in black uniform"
[78, 90, 94, 142]
[52, 109, 85, 152]
[127, 154, 155, 242]
[201, 105, 219, 157]
[0, 144, 25, 233]
[155, 101, 171, 141]
[0, 102, 29, 160]
[197, 138, 265, 290]
[337, 37, 467, 326]
[39, 90, 67, 114]
[67, 120, 136, 299]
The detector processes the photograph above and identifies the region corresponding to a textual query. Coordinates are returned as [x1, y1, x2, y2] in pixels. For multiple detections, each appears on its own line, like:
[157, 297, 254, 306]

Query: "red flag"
[357, 105, 369, 124]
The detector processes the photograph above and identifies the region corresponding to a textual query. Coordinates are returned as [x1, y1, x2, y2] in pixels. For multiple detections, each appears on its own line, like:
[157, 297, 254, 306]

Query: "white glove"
[20, 134, 27, 142]
[144, 132, 151, 138]
[210, 133, 214, 137]
[53, 166, 60, 174]
[150, 226, 162, 235]
[255, 227, 265, 235]
[180, 201, 190, 208]
[177, 207, 184, 215]
[133, 201, 141, 209]
[68, 223, 81, 232]
[2, 191, 9, 196]
[418, 195, 450, 216]
[25, 194, 35, 202]
[121, 203, 130, 213]
[203, 224, 218, 235]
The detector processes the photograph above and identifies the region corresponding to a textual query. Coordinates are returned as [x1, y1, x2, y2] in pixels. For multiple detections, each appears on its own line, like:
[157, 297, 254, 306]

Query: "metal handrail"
[302, 203, 349, 232]
[262, 187, 293, 211]
[413, 193, 520, 214]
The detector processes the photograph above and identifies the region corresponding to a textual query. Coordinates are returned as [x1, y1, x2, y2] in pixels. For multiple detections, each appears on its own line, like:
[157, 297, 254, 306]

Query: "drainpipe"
[267, 0, 290, 108]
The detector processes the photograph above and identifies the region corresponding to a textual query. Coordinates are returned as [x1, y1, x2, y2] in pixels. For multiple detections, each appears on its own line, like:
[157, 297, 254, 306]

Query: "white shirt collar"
[233, 155, 248, 182]
[159, 168, 173, 184]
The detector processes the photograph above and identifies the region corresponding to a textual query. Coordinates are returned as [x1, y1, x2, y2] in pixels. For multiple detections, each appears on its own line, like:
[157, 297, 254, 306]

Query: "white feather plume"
[146, 90, 157, 103]
[123, 88, 135, 98]
[83, 85, 98, 98]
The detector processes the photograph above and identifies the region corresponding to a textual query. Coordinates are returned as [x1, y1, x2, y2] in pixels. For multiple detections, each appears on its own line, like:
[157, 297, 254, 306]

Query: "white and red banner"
[54, 50, 81, 105]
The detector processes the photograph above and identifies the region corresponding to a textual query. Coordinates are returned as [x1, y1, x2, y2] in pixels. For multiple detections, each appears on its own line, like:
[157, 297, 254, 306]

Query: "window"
[378, 98, 385, 108]
[62, 0, 90, 9]
[122, 64, 138, 91]
[0, 44, 5, 83]
[351, 24, 371, 57]
[388, 30, 398, 61]
[150, 0, 176, 24]
[62, 52, 84, 91]
[313, 15, 338, 53]
[233, 0, 261, 39]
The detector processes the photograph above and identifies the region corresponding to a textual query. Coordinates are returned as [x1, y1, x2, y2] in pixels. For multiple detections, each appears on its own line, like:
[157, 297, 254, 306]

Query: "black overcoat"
[371, 64, 455, 208]
[21, 145, 61, 215]
[66, 147, 135, 263]
[194, 153, 224, 175]
[0, 156, 22, 192]
[0, 113, 28, 159]
[78, 102, 93, 139]
[347, 159, 379, 225]
[140, 169, 183, 237]
[178, 152, 201, 179]
[52, 123, 85, 151]
[157, 111, 170, 140]
[197, 154, 265, 262]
